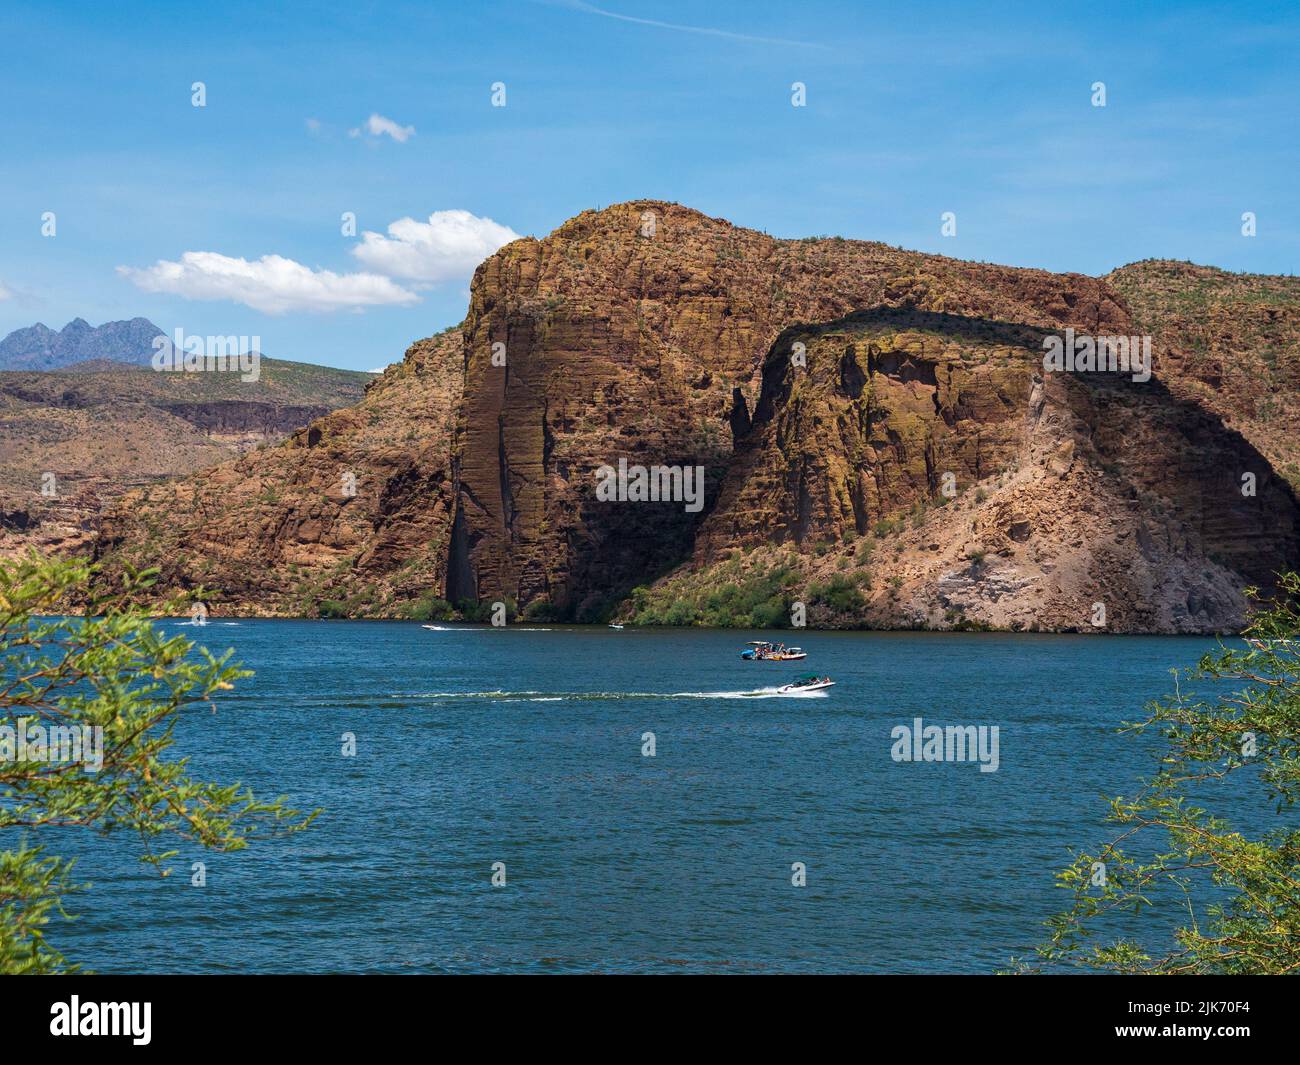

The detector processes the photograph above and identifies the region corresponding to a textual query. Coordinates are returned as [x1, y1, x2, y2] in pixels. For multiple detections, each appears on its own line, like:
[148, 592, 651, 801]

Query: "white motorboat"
[776, 675, 835, 693]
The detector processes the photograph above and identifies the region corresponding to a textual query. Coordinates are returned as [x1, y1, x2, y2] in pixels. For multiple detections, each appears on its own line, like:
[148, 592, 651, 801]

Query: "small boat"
[776, 674, 835, 694]
[608, 623, 624, 630]
[740, 640, 807, 661]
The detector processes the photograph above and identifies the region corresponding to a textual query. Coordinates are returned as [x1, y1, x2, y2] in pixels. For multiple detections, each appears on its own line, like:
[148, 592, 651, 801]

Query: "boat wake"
[402, 687, 828, 702]
[420, 625, 553, 632]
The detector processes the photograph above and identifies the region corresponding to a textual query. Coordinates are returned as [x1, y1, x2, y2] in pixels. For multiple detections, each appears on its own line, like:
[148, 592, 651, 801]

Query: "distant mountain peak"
[0, 316, 165, 372]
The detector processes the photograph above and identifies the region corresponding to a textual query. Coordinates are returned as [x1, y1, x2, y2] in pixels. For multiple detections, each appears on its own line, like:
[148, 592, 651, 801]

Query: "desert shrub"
[809, 573, 865, 613]
[399, 594, 455, 622]
[874, 516, 904, 538]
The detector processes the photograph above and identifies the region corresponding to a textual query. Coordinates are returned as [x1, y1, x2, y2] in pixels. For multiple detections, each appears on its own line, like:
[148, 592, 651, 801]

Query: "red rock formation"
[449, 201, 1128, 618]
[87, 202, 1300, 632]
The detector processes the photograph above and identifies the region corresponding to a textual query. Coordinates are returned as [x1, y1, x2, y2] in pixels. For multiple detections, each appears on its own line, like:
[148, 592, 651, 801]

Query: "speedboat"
[776, 675, 835, 693]
[608, 623, 624, 630]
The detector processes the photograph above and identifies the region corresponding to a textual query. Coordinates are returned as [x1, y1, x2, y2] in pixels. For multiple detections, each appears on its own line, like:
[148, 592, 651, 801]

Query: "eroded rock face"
[87, 201, 1300, 631]
[448, 201, 1126, 618]
[695, 310, 1049, 555]
[683, 305, 1299, 633]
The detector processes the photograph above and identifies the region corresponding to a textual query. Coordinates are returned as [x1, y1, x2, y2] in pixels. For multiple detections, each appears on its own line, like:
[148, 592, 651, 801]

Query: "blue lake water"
[38, 621, 1234, 973]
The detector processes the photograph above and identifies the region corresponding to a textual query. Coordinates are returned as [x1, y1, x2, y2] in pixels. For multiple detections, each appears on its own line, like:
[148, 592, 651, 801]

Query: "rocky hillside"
[1, 358, 372, 558]
[89, 333, 461, 615]
[1107, 260, 1300, 491]
[88, 202, 1300, 632]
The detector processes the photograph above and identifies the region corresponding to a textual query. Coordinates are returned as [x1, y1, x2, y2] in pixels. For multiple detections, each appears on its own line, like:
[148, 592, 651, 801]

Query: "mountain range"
[85, 201, 1300, 632]
[0, 317, 165, 371]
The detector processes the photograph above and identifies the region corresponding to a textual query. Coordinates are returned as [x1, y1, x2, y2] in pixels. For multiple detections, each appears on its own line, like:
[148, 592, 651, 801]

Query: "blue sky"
[1, 0, 1297, 371]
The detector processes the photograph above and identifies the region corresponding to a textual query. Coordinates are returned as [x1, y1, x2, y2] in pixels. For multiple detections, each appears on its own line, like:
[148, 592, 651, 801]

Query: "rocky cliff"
[88, 202, 1300, 632]
[448, 201, 1129, 619]
[674, 306, 1296, 632]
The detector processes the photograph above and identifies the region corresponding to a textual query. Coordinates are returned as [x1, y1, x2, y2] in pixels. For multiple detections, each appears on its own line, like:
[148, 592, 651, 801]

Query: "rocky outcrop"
[694, 310, 1047, 553]
[448, 201, 1127, 619]
[85, 202, 1300, 631]
[91, 332, 462, 614]
[680, 306, 1298, 633]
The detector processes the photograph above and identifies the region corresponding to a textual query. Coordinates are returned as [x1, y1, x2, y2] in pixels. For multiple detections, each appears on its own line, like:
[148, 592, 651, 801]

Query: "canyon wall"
[88, 202, 1300, 631]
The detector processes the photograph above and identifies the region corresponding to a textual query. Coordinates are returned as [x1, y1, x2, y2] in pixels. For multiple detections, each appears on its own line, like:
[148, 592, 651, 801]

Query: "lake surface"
[41, 621, 1233, 973]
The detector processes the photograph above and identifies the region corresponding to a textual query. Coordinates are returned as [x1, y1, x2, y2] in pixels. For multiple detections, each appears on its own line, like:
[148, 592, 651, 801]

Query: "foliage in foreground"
[1015, 574, 1300, 974]
[0, 555, 314, 973]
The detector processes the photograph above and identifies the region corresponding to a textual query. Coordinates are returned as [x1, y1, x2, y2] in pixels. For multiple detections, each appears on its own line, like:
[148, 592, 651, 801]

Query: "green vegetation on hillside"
[626, 555, 799, 628]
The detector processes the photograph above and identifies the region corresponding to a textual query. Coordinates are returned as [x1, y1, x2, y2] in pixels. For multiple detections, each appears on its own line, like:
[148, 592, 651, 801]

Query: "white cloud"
[0, 280, 11, 301]
[305, 117, 323, 133]
[117, 252, 419, 314]
[349, 113, 416, 142]
[352, 210, 521, 283]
